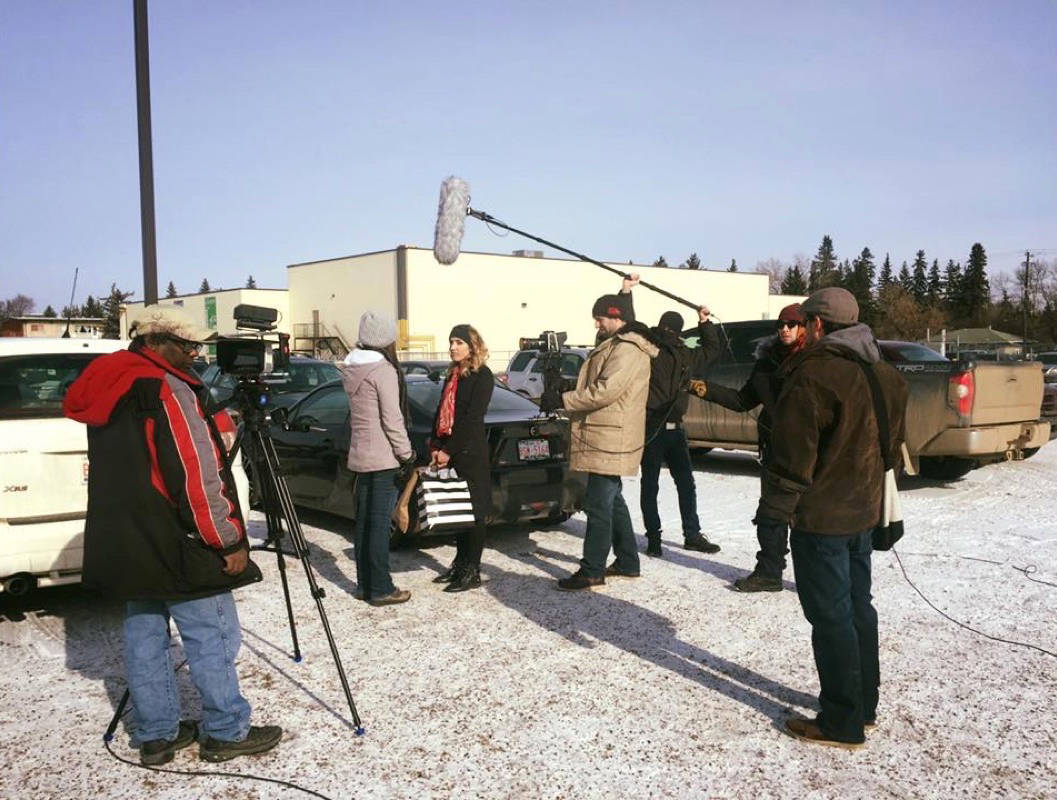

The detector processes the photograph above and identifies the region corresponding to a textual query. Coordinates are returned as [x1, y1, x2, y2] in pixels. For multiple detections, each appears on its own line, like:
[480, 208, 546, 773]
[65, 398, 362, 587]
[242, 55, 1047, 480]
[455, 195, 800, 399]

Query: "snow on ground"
[2, 445, 1056, 799]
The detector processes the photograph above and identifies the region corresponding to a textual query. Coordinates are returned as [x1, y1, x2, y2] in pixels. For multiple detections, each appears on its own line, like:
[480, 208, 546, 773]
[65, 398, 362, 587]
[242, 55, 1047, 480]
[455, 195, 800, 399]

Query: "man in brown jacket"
[757, 287, 907, 750]
[542, 282, 658, 590]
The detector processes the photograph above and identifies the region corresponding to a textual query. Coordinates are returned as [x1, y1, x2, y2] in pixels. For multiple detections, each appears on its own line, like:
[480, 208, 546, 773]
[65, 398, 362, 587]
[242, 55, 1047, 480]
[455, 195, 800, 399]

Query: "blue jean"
[639, 426, 700, 539]
[124, 592, 251, 745]
[580, 473, 640, 578]
[790, 528, 878, 743]
[354, 469, 399, 599]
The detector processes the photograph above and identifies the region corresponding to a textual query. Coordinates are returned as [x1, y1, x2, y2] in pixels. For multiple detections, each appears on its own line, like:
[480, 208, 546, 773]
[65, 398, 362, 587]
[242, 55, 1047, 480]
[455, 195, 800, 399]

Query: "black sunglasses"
[776, 321, 802, 330]
[168, 336, 201, 355]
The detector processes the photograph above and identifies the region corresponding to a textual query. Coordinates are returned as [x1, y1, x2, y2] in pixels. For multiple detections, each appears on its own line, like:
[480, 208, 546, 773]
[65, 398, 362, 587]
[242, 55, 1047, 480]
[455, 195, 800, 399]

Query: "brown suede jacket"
[756, 324, 908, 535]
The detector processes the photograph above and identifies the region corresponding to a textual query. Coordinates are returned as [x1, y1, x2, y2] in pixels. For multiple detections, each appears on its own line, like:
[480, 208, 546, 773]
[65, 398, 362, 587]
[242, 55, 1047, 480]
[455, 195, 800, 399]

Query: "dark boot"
[644, 532, 663, 558]
[684, 534, 721, 554]
[443, 565, 482, 593]
[432, 560, 464, 584]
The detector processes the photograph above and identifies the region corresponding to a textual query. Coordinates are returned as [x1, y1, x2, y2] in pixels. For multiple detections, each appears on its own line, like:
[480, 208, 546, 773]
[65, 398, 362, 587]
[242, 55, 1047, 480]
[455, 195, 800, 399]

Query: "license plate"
[517, 438, 550, 461]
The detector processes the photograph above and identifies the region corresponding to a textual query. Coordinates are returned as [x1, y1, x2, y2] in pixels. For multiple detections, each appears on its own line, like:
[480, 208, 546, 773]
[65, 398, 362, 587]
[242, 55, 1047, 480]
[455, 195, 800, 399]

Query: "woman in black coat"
[429, 323, 494, 592]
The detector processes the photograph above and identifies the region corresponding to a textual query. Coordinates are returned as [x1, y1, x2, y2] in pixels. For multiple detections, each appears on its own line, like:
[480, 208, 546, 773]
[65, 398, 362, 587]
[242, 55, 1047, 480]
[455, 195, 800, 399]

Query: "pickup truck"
[681, 320, 1050, 480]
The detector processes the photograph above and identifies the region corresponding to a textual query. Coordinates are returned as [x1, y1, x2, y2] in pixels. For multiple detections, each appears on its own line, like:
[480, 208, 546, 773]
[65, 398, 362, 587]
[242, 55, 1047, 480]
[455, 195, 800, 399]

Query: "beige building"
[289, 246, 804, 362]
[1, 316, 105, 338]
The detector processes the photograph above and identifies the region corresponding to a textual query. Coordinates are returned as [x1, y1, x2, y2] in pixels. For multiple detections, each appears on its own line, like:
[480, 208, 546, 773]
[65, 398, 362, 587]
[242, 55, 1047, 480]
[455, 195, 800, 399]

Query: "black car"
[203, 355, 343, 412]
[264, 374, 584, 542]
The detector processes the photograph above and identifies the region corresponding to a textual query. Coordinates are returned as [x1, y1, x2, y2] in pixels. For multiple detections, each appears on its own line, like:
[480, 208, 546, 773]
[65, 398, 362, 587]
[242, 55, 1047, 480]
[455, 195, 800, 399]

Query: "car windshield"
[407, 379, 539, 415]
[530, 353, 584, 376]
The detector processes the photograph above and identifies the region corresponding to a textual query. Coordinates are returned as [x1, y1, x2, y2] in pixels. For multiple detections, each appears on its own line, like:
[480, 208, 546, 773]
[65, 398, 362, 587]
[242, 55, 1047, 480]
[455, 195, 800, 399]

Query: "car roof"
[0, 337, 126, 356]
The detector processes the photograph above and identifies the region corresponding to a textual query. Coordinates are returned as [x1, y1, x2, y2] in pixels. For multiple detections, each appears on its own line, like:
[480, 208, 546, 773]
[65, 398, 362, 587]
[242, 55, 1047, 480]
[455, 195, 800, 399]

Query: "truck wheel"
[918, 456, 975, 480]
[1021, 447, 1040, 459]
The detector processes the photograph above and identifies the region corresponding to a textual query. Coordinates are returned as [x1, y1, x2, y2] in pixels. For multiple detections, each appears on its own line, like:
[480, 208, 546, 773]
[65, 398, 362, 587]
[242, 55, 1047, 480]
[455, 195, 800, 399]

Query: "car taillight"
[948, 371, 974, 417]
[214, 409, 238, 453]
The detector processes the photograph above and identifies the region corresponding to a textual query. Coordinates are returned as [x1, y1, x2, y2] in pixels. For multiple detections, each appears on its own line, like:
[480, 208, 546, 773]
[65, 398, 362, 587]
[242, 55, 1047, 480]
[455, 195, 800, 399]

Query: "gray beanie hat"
[357, 310, 397, 348]
[801, 287, 859, 326]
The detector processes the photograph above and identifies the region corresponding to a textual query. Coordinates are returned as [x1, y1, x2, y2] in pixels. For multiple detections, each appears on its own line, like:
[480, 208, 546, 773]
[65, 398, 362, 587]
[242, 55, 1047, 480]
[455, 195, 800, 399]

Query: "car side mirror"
[269, 407, 289, 427]
[427, 369, 443, 382]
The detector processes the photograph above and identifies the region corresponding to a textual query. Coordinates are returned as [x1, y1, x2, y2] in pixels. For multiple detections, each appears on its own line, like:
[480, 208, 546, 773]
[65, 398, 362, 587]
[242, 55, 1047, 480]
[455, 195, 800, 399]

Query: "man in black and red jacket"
[64, 307, 281, 765]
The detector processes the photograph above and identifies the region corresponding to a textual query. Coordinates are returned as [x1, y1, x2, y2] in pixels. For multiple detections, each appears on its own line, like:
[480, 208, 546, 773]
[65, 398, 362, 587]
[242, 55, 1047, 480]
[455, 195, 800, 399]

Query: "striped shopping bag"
[414, 467, 476, 532]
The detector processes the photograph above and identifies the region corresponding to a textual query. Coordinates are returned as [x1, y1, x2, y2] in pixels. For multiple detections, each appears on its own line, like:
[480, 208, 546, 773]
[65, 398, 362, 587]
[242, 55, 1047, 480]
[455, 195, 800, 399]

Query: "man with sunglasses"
[692, 303, 807, 591]
[64, 306, 282, 764]
[755, 288, 907, 750]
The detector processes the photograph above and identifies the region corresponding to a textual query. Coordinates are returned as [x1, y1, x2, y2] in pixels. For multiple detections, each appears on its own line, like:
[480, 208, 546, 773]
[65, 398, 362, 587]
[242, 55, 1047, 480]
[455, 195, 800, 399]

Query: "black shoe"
[557, 570, 605, 591]
[605, 561, 641, 578]
[432, 560, 464, 584]
[443, 566, 482, 593]
[733, 572, 782, 592]
[200, 725, 283, 763]
[683, 535, 721, 554]
[644, 533, 662, 558]
[140, 720, 198, 766]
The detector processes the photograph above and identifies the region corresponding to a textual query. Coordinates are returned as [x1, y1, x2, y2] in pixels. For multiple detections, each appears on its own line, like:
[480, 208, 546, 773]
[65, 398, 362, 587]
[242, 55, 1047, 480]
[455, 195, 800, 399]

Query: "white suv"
[0, 338, 247, 595]
[502, 347, 591, 400]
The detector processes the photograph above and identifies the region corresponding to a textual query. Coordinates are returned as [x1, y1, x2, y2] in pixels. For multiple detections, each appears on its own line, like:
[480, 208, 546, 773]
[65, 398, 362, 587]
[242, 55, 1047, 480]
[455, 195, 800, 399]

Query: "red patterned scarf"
[435, 369, 459, 437]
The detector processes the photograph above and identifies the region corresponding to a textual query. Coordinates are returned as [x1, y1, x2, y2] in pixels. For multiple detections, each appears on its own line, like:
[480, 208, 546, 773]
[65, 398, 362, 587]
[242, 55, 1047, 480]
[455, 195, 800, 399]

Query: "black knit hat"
[591, 294, 634, 322]
[658, 310, 684, 334]
[449, 324, 472, 343]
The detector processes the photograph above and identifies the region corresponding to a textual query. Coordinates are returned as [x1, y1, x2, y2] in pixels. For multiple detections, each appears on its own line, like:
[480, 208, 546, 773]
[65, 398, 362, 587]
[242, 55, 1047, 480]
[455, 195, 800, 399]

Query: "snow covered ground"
[2, 445, 1055, 799]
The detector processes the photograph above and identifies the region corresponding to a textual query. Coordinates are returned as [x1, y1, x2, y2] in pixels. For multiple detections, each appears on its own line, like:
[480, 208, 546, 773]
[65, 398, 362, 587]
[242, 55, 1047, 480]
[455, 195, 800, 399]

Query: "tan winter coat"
[562, 328, 658, 476]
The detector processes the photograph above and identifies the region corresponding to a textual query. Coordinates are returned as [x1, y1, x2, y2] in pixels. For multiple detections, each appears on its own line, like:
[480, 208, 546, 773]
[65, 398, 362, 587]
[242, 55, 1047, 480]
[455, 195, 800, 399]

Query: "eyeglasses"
[169, 337, 201, 355]
[776, 321, 802, 330]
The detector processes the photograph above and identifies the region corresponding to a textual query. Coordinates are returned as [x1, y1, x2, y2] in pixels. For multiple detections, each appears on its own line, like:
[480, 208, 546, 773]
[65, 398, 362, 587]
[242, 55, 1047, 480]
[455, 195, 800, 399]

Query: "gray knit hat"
[801, 287, 859, 326]
[357, 310, 397, 348]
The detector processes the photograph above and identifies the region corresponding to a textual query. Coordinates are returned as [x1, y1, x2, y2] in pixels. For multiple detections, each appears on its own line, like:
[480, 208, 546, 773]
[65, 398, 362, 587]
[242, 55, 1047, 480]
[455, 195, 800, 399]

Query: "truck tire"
[918, 456, 976, 481]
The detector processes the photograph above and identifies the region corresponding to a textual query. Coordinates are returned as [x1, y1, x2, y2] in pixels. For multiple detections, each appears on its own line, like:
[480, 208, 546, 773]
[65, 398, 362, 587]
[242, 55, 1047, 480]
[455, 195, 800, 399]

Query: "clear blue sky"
[2, 0, 1055, 311]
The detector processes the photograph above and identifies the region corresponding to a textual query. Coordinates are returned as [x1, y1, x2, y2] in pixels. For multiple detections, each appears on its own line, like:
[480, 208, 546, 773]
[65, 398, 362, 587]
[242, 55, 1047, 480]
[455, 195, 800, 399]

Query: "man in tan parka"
[542, 275, 658, 590]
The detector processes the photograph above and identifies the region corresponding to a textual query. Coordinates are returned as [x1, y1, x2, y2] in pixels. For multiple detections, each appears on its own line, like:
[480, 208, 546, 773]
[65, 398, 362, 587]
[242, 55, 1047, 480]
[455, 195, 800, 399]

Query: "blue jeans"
[354, 469, 399, 599]
[124, 592, 251, 745]
[790, 528, 878, 743]
[639, 426, 700, 539]
[580, 473, 640, 578]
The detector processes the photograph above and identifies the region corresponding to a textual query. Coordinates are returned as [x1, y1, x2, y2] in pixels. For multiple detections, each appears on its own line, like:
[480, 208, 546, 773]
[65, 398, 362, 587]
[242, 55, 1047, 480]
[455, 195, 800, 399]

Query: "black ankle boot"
[432, 560, 464, 584]
[443, 565, 482, 593]
[645, 533, 663, 558]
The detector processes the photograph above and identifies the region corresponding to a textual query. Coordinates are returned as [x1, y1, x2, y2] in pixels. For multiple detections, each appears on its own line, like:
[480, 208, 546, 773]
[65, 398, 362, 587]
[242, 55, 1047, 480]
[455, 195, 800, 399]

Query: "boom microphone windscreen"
[433, 176, 470, 265]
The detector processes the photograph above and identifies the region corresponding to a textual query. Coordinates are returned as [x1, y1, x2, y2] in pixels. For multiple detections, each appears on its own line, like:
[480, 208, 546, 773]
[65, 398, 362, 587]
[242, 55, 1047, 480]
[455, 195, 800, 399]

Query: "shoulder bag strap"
[856, 360, 893, 470]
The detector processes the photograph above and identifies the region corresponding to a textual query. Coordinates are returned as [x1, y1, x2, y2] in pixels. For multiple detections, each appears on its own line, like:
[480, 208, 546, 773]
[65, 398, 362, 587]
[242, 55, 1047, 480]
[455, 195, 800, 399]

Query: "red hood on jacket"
[64, 347, 203, 427]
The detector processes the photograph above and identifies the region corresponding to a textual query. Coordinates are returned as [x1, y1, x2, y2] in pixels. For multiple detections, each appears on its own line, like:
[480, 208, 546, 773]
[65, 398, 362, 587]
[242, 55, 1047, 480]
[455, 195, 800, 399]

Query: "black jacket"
[645, 320, 722, 434]
[431, 364, 494, 521]
[704, 334, 792, 462]
[64, 345, 259, 601]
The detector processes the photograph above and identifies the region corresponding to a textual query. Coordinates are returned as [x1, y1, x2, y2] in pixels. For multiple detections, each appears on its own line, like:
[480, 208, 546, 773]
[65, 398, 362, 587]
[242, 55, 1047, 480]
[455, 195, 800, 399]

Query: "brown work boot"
[367, 588, 411, 606]
[557, 570, 604, 591]
[785, 717, 865, 750]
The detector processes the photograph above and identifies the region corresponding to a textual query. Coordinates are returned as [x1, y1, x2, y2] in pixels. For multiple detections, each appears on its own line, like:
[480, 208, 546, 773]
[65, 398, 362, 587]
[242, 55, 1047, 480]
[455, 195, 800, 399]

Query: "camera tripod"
[233, 383, 364, 735]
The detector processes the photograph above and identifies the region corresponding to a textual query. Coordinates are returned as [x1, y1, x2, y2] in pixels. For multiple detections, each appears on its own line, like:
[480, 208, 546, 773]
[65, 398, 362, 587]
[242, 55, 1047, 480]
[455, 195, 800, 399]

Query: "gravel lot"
[2, 445, 1055, 799]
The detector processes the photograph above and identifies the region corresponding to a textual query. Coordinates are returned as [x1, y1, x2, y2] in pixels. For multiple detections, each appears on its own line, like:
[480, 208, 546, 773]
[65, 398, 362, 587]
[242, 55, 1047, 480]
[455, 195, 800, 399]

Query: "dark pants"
[755, 517, 790, 578]
[791, 528, 878, 743]
[581, 473, 640, 578]
[452, 455, 489, 569]
[639, 426, 700, 540]
[353, 469, 399, 600]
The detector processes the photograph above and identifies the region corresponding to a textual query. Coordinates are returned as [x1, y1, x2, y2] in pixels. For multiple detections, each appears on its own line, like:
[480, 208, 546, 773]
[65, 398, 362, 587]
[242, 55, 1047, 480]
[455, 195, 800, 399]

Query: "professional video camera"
[520, 331, 571, 410]
[519, 330, 567, 353]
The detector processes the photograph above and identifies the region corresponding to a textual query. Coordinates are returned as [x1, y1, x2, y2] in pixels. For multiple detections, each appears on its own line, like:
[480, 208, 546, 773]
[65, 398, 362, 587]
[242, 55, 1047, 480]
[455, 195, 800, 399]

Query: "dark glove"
[539, 386, 563, 414]
[395, 450, 417, 486]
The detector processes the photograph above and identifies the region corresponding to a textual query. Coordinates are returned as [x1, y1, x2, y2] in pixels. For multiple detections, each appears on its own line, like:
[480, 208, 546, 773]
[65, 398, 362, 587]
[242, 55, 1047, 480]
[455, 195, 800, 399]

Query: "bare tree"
[754, 258, 787, 294]
[0, 294, 35, 320]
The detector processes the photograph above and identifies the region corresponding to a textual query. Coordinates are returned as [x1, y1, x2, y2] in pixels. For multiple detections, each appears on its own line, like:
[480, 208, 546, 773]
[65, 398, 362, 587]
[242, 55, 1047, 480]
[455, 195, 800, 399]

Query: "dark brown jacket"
[756, 324, 908, 535]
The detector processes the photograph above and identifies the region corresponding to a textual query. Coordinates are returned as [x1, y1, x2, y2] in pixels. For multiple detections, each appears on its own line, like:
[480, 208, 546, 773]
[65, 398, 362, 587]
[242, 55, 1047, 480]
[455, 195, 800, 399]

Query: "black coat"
[645, 321, 722, 434]
[431, 365, 494, 522]
[64, 346, 259, 601]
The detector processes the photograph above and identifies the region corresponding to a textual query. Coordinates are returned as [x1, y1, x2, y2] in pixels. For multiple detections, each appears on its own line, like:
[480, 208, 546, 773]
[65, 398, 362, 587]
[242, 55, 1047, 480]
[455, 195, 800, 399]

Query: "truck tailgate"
[970, 363, 1043, 426]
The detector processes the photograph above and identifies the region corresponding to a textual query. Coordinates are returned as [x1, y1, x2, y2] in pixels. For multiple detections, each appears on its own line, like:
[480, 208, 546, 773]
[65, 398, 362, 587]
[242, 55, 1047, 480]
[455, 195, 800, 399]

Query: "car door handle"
[309, 425, 328, 432]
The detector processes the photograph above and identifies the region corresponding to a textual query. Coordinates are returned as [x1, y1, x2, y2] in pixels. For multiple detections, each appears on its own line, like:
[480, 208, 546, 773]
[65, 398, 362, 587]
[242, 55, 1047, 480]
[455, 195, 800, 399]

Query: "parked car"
[502, 347, 591, 400]
[0, 337, 248, 595]
[1035, 351, 1057, 383]
[680, 320, 1049, 480]
[1040, 383, 1057, 441]
[264, 374, 585, 543]
[202, 354, 343, 412]
[399, 359, 450, 377]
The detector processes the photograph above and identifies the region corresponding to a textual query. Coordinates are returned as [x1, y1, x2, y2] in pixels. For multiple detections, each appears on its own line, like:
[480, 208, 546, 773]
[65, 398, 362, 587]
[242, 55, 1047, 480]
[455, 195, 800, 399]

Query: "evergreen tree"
[926, 259, 942, 305]
[683, 253, 701, 270]
[165, 281, 178, 298]
[847, 247, 876, 322]
[652, 256, 669, 268]
[101, 284, 133, 339]
[82, 295, 104, 317]
[960, 243, 991, 326]
[897, 261, 913, 293]
[780, 263, 807, 295]
[245, 274, 258, 289]
[727, 258, 737, 273]
[808, 235, 838, 291]
[911, 250, 928, 302]
[42, 305, 57, 317]
[943, 259, 962, 314]
[878, 253, 894, 288]
[61, 305, 80, 318]
[199, 278, 211, 293]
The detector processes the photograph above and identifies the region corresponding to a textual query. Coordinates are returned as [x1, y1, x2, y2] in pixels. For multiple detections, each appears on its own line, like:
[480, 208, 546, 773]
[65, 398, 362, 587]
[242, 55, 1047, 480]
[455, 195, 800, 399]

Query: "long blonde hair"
[452, 325, 489, 376]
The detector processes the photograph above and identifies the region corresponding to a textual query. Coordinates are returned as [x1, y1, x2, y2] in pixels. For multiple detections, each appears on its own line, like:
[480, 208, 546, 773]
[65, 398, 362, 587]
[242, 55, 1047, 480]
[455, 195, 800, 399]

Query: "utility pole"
[1022, 250, 1031, 346]
[134, 0, 158, 306]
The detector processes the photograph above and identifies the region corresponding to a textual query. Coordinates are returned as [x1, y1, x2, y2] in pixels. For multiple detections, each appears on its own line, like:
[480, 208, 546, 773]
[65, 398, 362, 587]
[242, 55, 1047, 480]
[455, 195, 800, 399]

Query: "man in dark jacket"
[695, 302, 806, 589]
[756, 288, 907, 750]
[637, 306, 723, 557]
[64, 307, 281, 765]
